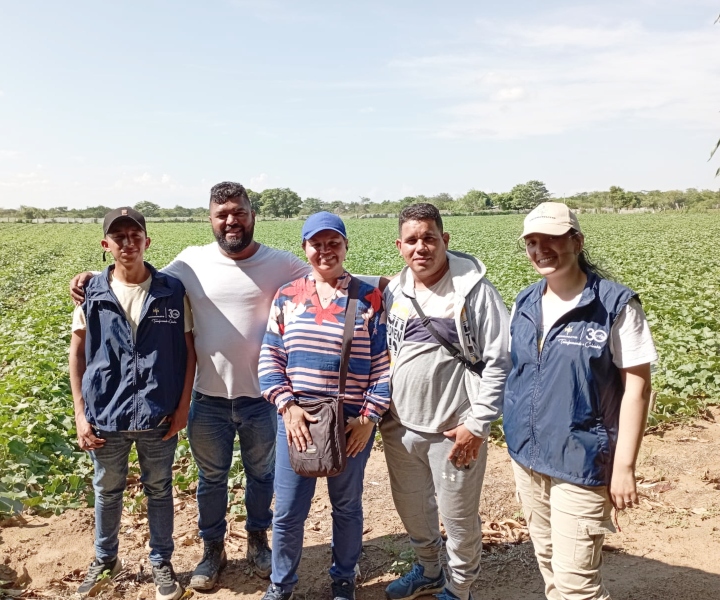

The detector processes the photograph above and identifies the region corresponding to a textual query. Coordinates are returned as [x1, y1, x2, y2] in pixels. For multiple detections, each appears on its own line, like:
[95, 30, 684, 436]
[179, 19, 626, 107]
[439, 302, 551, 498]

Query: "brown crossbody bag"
[288, 276, 360, 478]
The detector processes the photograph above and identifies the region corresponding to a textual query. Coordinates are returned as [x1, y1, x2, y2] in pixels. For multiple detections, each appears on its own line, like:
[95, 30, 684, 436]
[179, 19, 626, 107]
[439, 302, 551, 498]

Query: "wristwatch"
[362, 413, 381, 425]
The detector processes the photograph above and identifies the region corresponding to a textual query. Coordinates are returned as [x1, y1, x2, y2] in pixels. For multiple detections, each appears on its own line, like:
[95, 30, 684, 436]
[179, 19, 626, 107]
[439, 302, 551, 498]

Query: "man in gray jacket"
[382, 203, 511, 600]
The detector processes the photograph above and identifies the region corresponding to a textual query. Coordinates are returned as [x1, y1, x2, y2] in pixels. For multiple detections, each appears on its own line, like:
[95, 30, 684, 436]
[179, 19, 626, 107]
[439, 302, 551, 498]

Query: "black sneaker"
[261, 583, 294, 600]
[152, 561, 183, 600]
[189, 539, 227, 590]
[247, 529, 272, 579]
[332, 578, 356, 600]
[77, 557, 121, 596]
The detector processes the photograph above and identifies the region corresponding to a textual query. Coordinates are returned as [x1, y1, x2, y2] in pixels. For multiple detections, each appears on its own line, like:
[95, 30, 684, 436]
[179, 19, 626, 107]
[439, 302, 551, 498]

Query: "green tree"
[83, 205, 113, 218]
[458, 189, 491, 213]
[302, 197, 323, 215]
[169, 205, 192, 217]
[20, 205, 40, 220]
[510, 180, 550, 210]
[490, 192, 514, 211]
[609, 186, 641, 211]
[133, 201, 161, 217]
[428, 193, 454, 210]
[246, 189, 262, 213]
[260, 188, 302, 218]
[328, 200, 344, 214]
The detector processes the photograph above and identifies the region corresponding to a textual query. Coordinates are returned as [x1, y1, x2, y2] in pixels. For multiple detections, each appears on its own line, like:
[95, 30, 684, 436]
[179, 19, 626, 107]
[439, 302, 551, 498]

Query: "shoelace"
[401, 566, 424, 583]
[153, 565, 175, 585]
[83, 561, 113, 584]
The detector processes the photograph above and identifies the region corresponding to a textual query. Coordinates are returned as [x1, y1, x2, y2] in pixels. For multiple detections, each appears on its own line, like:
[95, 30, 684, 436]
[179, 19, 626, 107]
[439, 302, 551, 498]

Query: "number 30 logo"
[168, 309, 180, 319]
[586, 328, 608, 343]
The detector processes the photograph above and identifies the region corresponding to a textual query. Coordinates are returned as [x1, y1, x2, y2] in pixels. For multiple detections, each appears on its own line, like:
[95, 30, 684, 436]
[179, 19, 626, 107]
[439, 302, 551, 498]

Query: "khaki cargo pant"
[511, 461, 615, 600]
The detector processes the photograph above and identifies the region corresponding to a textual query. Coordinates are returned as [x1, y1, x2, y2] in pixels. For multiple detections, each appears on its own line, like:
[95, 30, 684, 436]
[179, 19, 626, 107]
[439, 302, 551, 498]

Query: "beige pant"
[511, 461, 615, 600]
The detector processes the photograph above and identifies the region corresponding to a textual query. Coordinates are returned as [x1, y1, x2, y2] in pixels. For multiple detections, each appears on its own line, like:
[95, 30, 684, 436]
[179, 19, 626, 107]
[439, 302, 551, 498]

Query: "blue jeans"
[187, 391, 277, 541]
[90, 425, 177, 566]
[271, 409, 374, 593]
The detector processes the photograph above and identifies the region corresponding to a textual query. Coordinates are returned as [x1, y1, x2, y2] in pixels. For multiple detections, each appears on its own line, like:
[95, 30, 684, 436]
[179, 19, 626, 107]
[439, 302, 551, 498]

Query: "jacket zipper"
[525, 289, 597, 470]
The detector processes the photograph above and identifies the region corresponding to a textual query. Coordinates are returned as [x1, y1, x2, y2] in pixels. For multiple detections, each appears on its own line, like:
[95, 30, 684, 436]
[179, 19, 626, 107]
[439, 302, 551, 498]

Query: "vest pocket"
[574, 518, 616, 569]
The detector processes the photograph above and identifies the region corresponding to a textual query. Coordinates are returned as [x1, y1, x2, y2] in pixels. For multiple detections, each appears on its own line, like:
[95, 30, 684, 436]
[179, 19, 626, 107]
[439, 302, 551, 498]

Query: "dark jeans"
[187, 391, 277, 541]
[90, 425, 177, 565]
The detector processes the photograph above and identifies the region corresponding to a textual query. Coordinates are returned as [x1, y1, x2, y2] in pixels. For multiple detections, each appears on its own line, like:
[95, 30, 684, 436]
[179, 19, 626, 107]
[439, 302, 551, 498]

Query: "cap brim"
[519, 223, 572, 239]
[302, 226, 347, 241]
[105, 216, 146, 235]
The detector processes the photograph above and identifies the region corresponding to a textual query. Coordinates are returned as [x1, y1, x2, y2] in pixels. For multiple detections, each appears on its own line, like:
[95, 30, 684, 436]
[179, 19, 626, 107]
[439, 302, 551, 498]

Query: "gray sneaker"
[261, 583, 294, 600]
[189, 539, 227, 590]
[152, 561, 183, 600]
[77, 557, 121, 596]
[247, 529, 272, 579]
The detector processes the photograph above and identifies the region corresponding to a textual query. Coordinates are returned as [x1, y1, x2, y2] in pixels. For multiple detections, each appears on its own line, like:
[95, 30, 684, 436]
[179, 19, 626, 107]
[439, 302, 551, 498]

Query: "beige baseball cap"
[520, 202, 581, 238]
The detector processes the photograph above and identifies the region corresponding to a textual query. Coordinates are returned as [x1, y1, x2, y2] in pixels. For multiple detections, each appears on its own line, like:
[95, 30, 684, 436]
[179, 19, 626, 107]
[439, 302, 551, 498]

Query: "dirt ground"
[2, 408, 720, 600]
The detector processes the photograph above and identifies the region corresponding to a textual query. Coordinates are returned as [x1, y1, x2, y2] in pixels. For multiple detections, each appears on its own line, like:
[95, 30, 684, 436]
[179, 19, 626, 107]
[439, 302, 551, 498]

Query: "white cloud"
[0, 171, 51, 189]
[359, 107, 375, 113]
[249, 173, 269, 190]
[0, 150, 19, 159]
[388, 17, 720, 139]
[113, 172, 176, 190]
[491, 87, 527, 102]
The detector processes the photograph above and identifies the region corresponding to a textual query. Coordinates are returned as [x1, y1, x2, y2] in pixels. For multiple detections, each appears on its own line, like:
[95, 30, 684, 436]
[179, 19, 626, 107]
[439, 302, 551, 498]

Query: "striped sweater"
[259, 272, 390, 420]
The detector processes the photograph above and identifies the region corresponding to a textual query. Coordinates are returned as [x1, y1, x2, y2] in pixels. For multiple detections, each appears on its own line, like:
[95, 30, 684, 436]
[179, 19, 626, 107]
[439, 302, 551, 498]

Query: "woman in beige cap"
[503, 202, 657, 599]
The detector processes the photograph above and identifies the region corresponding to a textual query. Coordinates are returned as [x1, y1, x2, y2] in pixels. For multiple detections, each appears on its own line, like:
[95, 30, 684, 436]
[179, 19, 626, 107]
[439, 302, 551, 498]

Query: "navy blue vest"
[81, 263, 188, 431]
[504, 271, 637, 486]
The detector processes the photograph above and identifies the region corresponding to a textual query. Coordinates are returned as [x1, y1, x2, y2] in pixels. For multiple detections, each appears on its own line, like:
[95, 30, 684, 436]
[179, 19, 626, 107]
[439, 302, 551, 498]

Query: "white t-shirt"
[391, 270, 470, 432]
[72, 273, 193, 339]
[162, 243, 309, 399]
[510, 297, 657, 369]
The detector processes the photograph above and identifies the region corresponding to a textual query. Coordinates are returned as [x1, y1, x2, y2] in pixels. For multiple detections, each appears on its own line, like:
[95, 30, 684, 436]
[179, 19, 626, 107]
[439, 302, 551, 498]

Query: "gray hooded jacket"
[384, 251, 511, 437]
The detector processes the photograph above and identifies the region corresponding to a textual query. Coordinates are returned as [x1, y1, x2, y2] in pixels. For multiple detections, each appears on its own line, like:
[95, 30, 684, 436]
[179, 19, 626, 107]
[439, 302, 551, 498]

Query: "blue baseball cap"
[301, 211, 347, 242]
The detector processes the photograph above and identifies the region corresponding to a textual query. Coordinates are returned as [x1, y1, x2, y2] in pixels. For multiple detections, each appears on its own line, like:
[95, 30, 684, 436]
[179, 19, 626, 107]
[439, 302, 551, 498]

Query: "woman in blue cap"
[504, 202, 657, 599]
[258, 212, 391, 600]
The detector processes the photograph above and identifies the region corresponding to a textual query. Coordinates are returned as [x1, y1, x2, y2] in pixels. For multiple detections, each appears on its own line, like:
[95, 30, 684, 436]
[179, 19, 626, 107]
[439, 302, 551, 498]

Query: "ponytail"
[572, 230, 613, 280]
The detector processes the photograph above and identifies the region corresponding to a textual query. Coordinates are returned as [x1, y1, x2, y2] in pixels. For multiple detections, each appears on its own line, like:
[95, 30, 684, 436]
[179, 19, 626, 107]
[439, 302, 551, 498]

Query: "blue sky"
[1, 0, 718, 208]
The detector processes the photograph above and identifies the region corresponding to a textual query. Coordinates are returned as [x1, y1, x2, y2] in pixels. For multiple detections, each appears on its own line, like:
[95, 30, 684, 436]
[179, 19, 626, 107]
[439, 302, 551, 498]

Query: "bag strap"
[338, 276, 360, 398]
[409, 294, 484, 376]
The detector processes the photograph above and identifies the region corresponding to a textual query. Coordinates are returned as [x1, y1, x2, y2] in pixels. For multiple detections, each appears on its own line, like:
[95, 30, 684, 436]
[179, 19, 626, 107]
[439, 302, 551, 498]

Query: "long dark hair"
[572, 229, 613, 280]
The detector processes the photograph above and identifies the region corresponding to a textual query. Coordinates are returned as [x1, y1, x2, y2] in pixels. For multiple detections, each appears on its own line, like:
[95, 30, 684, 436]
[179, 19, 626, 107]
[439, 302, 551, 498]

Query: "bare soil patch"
[2, 408, 720, 599]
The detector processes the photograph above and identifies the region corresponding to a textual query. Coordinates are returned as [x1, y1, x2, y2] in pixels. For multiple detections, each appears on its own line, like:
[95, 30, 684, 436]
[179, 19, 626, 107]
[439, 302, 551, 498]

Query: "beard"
[214, 221, 255, 255]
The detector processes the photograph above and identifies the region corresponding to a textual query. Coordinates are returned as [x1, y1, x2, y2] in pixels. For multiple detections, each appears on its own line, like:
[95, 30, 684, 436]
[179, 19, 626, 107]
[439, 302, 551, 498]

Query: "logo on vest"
[557, 323, 583, 344]
[148, 306, 180, 325]
[584, 327, 608, 349]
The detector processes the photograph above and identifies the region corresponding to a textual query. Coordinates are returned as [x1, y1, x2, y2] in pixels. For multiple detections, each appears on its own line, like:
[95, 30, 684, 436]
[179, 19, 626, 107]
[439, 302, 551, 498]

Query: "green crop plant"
[1, 212, 718, 518]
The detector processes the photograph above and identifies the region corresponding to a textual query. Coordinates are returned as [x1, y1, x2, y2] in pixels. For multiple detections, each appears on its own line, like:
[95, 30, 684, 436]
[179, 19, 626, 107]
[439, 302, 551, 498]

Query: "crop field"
[0, 213, 718, 518]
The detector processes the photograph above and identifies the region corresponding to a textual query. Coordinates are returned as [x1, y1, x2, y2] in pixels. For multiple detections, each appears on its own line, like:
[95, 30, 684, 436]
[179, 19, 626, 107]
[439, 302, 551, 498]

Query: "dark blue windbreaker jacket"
[81, 263, 188, 431]
[504, 271, 637, 487]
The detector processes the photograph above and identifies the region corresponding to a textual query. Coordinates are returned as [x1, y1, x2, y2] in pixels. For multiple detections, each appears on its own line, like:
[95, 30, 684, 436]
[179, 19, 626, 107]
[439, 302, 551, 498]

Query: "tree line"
[2, 182, 719, 221]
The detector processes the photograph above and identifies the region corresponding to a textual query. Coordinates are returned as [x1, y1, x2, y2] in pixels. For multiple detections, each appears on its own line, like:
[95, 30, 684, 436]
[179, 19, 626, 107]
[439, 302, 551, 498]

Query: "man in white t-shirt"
[71, 183, 310, 591]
